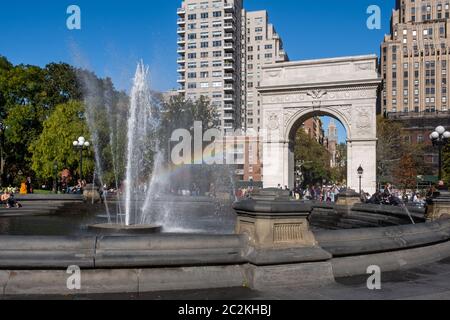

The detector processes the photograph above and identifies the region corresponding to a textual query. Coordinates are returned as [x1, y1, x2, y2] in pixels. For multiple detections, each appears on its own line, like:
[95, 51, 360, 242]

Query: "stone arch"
[258, 55, 381, 194]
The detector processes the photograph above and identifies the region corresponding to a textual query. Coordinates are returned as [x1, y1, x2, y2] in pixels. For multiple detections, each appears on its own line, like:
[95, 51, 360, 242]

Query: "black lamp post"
[73, 137, 90, 181]
[430, 126, 450, 182]
[357, 165, 364, 195]
[53, 161, 58, 194]
[0, 122, 4, 187]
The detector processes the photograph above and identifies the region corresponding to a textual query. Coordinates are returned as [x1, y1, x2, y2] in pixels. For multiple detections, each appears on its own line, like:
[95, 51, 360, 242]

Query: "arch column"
[347, 139, 377, 195]
[262, 140, 291, 189]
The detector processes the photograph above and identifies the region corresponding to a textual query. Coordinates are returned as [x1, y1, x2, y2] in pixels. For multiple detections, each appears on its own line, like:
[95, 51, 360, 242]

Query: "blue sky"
[0, 0, 396, 141]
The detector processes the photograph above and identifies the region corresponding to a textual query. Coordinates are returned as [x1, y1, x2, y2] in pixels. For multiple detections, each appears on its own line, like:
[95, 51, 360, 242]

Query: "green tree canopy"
[377, 116, 431, 187]
[0, 57, 127, 186]
[159, 94, 219, 157]
[295, 128, 331, 187]
[0, 56, 12, 72]
[443, 144, 450, 185]
[29, 101, 94, 180]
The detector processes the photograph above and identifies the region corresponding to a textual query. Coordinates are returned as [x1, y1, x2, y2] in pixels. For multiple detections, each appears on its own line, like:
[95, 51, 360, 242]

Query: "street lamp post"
[73, 137, 90, 181]
[430, 126, 450, 181]
[0, 122, 4, 187]
[53, 161, 58, 194]
[357, 165, 364, 195]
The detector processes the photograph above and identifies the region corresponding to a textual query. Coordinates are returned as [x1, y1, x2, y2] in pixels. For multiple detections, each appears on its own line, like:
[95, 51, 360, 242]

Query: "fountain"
[89, 62, 162, 234]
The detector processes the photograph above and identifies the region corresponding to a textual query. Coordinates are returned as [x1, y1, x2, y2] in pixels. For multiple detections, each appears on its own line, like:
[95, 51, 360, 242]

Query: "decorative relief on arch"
[267, 113, 280, 131]
[354, 106, 374, 136]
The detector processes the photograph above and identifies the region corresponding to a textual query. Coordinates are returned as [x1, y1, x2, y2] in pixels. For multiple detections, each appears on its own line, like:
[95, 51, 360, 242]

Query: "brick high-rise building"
[302, 117, 325, 145]
[177, 0, 243, 131]
[381, 0, 450, 114]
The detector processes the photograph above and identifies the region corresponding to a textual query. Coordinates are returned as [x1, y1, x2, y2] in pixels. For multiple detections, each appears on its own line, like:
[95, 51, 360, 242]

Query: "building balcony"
[273, 33, 280, 40]
[224, 53, 234, 61]
[224, 23, 235, 31]
[177, 46, 186, 53]
[224, 84, 234, 91]
[224, 13, 234, 21]
[224, 3, 234, 11]
[177, 77, 186, 83]
[223, 113, 235, 120]
[178, 87, 186, 93]
[224, 33, 234, 41]
[177, 66, 186, 73]
[224, 62, 234, 70]
[177, 38, 185, 45]
[224, 73, 235, 81]
[224, 94, 234, 101]
[224, 103, 234, 111]
[177, 27, 186, 34]
[177, 18, 185, 25]
[224, 42, 234, 50]
[177, 8, 186, 16]
[177, 57, 186, 64]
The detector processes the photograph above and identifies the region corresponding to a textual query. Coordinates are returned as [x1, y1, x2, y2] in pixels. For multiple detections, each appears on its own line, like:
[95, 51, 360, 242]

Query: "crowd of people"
[234, 182, 441, 209]
[290, 184, 343, 202]
[363, 183, 427, 207]
[235, 184, 344, 203]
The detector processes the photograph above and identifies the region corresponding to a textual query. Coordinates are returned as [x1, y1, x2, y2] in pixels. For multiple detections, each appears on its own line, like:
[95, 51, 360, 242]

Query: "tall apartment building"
[381, 0, 450, 114]
[380, 0, 450, 176]
[241, 10, 289, 131]
[177, 0, 243, 131]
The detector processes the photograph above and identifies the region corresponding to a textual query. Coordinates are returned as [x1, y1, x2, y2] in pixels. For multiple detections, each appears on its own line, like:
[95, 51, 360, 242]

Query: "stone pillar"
[263, 140, 289, 188]
[427, 189, 450, 221]
[233, 189, 334, 289]
[336, 189, 361, 207]
[347, 139, 377, 195]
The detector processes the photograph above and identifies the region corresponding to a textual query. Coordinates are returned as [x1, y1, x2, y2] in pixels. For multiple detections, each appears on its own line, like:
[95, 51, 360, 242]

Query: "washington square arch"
[258, 55, 381, 195]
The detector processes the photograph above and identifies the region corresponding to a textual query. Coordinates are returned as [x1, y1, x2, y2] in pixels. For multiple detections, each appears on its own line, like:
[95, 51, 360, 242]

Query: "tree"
[295, 129, 331, 187]
[377, 115, 431, 187]
[376, 116, 405, 184]
[159, 94, 219, 158]
[44, 63, 83, 106]
[0, 56, 12, 72]
[0, 63, 61, 181]
[29, 101, 94, 180]
[0, 57, 128, 186]
[443, 144, 450, 186]
[394, 153, 418, 190]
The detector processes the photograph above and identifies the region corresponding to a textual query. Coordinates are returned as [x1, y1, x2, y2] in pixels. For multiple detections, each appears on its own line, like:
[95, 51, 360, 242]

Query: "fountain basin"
[88, 223, 162, 235]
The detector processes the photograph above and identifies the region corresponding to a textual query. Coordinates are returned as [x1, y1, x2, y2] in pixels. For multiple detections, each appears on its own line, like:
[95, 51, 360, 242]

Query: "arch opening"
[286, 111, 349, 197]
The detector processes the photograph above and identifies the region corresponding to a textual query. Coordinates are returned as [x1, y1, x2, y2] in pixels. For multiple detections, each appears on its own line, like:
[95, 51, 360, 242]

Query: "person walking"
[25, 177, 33, 194]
